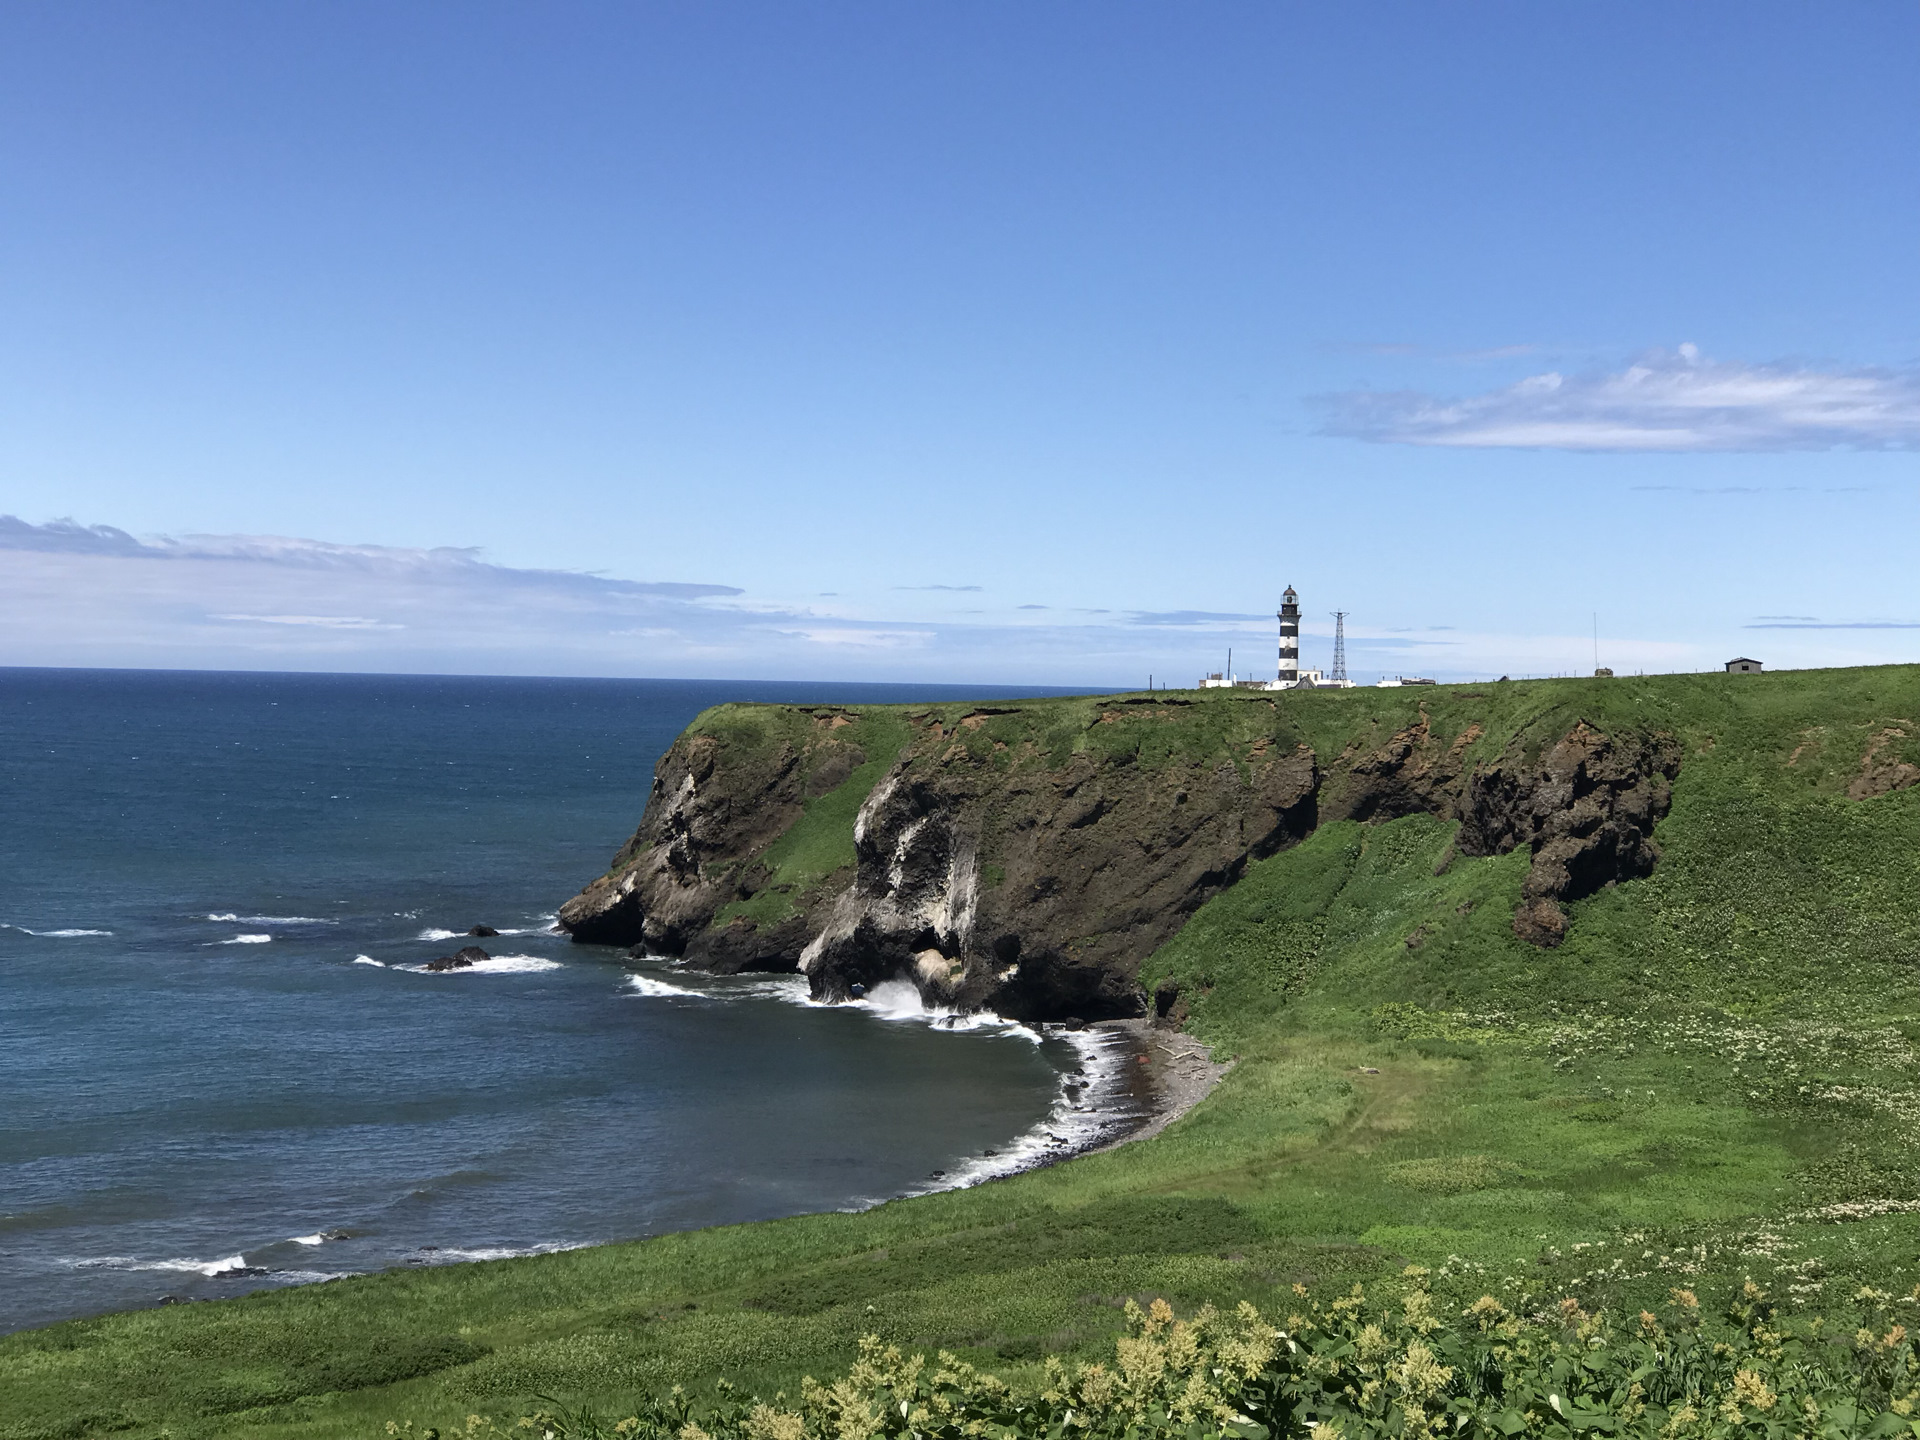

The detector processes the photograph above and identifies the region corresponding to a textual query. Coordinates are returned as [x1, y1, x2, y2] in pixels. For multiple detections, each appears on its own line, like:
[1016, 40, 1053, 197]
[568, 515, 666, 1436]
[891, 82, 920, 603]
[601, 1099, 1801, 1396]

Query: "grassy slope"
[9, 668, 1920, 1440]
[710, 708, 913, 929]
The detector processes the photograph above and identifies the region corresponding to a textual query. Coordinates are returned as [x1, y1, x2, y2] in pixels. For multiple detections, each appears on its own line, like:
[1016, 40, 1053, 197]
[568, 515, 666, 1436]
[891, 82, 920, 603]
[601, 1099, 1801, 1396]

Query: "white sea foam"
[290, 1234, 326, 1246]
[624, 973, 711, 998]
[416, 927, 462, 942]
[619, 959, 1144, 1195]
[414, 954, 562, 975]
[844, 979, 1043, 1041]
[353, 955, 385, 966]
[420, 1240, 589, 1264]
[220, 934, 272, 945]
[72, 1253, 253, 1276]
[206, 913, 334, 924]
[735, 974, 815, 1005]
[3, 925, 114, 937]
[908, 1025, 1144, 1196]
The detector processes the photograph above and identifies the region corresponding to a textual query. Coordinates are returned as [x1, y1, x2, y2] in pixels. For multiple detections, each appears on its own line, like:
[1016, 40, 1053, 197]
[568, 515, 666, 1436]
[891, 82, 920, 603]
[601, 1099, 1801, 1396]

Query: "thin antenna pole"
[1330, 612, 1348, 684]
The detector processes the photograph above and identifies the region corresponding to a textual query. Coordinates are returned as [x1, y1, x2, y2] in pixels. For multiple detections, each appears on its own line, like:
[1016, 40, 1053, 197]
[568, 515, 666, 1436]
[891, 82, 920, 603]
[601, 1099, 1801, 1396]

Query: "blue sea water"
[0, 669, 1144, 1334]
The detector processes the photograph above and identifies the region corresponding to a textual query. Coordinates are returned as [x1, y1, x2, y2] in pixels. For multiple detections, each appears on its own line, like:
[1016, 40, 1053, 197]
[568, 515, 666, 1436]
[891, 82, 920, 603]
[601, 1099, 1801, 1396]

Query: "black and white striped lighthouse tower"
[1277, 585, 1300, 687]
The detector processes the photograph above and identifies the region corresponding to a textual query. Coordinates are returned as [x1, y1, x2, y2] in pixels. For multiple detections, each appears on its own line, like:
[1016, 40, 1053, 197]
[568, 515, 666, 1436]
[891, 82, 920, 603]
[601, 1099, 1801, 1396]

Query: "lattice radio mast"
[1330, 612, 1348, 684]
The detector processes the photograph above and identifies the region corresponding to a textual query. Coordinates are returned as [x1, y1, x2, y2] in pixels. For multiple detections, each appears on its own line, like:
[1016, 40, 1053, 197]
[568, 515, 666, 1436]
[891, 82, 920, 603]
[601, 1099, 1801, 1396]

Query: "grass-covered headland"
[9, 667, 1920, 1440]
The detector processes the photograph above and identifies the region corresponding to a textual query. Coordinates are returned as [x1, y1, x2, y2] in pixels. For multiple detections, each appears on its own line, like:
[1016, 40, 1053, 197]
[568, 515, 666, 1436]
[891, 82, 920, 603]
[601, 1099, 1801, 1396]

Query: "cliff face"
[558, 689, 1685, 1020]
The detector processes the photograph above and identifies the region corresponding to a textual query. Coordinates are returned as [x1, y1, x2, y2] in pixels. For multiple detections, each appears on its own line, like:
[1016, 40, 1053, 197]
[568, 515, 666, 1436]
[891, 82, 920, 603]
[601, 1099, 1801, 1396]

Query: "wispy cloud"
[1125, 610, 1272, 627]
[0, 515, 758, 673]
[0, 514, 1290, 682]
[1745, 620, 1920, 630]
[212, 614, 403, 630]
[0, 516, 740, 599]
[1317, 345, 1920, 451]
[893, 584, 984, 592]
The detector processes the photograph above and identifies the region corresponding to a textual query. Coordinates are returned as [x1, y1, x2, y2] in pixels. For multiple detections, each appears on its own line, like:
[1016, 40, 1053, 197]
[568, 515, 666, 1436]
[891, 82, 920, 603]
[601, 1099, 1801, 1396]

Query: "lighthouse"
[1277, 585, 1300, 687]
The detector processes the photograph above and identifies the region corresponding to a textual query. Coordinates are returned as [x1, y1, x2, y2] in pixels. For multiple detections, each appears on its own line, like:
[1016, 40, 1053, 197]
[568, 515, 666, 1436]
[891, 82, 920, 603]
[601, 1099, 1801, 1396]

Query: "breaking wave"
[625, 973, 710, 998]
[70, 1253, 253, 1277]
[413, 1240, 590, 1264]
[206, 913, 334, 925]
[410, 954, 562, 975]
[617, 965, 1149, 1193]
[3, 925, 114, 937]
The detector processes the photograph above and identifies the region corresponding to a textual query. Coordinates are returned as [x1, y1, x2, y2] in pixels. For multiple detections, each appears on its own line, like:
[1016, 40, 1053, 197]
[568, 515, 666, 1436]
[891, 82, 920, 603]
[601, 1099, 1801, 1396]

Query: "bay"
[0, 669, 1115, 1334]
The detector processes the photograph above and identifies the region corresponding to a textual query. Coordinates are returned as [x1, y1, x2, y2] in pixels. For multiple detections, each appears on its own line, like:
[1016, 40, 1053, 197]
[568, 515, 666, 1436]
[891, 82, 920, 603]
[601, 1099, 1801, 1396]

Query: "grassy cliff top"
[9, 666, 1920, 1440]
[683, 665, 1920, 802]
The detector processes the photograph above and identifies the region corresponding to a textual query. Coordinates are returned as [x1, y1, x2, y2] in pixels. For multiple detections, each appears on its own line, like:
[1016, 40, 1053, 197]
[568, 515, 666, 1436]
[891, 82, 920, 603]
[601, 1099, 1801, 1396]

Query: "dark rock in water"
[466, 925, 499, 937]
[317, 1228, 352, 1242]
[158, 1294, 191, 1305]
[211, 1264, 270, 1278]
[423, 946, 490, 972]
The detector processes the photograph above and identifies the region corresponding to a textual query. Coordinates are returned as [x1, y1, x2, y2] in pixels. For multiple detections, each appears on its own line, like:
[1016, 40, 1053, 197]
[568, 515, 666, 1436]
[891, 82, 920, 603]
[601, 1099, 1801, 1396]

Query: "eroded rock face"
[556, 730, 825, 969]
[559, 701, 1683, 1014]
[799, 739, 1320, 1020]
[1849, 726, 1920, 801]
[1457, 722, 1681, 948]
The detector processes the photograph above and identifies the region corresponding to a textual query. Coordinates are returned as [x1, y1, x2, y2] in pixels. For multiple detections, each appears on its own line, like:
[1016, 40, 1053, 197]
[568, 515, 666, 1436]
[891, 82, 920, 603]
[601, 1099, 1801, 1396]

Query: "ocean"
[0, 668, 1145, 1335]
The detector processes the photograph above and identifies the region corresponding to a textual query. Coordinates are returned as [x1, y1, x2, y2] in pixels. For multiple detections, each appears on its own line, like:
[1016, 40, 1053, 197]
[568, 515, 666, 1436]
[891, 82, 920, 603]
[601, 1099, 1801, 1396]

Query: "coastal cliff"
[559, 684, 1685, 1020]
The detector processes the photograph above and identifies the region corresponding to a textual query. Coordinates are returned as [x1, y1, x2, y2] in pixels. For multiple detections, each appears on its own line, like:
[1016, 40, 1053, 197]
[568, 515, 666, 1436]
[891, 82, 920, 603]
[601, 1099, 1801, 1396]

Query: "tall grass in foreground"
[388, 1269, 1920, 1440]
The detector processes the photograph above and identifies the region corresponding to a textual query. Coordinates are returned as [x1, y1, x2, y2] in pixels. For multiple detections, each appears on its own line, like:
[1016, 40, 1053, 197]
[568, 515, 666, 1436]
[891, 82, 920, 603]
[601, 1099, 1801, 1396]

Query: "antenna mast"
[1330, 612, 1348, 684]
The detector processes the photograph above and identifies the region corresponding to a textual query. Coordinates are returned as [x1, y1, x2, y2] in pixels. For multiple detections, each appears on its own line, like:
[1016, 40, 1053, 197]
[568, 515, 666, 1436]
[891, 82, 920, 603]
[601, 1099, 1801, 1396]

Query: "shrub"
[385, 1269, 1920, 1440]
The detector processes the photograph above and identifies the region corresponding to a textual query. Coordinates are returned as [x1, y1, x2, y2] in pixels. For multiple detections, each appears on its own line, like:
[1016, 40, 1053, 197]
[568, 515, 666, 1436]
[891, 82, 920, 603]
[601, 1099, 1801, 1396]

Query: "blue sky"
[1, 2, 1914, 684]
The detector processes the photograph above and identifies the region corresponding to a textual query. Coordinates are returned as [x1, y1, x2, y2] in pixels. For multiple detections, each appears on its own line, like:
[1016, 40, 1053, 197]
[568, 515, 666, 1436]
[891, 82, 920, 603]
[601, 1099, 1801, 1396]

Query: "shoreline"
[1080, 1017, 1232, 1154]
[888, 1010, 1230, 1201]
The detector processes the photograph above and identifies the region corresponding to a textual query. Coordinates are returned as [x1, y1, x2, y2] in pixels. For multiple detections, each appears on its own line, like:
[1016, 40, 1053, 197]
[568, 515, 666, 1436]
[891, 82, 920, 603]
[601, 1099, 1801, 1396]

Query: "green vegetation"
[387, 1276, 1920, 1440]
[8, 667, 1920, 1440]
[712, 709, 911, 928]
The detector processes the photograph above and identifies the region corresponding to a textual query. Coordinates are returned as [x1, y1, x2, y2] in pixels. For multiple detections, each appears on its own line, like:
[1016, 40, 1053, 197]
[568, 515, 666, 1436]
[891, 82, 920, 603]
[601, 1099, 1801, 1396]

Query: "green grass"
[11, 667, 1920, 1440]
[712, 710, 911, 928]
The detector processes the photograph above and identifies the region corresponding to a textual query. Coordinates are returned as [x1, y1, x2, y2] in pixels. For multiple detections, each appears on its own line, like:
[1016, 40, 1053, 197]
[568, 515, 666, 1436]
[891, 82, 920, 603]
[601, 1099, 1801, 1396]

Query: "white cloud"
[1317, 345, 1920, 451]
[781, 627, 937, 649]
[7, 514, 1907, 685]
[212, 614, 404, 629]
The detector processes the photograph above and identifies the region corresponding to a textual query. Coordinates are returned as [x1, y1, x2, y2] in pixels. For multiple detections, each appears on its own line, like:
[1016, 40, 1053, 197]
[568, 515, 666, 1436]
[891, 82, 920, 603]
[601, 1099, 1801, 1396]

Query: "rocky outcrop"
[798, 737, 1320, 1020]
[558, 697, 1683, 1016]
[425, 945, 491, 972]
[557, 720, 869, 971]
[1455, 721, 1681, 947]
[1849, 725, 1920, 801]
